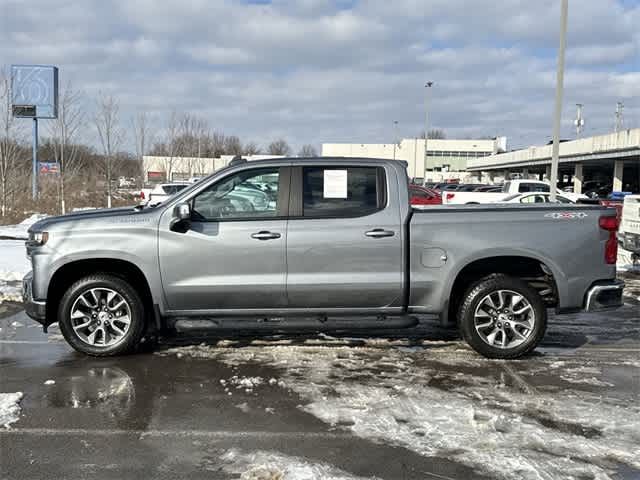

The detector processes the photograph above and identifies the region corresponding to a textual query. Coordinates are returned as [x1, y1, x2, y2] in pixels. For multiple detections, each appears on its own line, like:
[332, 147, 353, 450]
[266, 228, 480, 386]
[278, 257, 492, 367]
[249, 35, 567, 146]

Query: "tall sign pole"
[32, 118, 38, 200]
[549, 0, 568, 202]
[424, 81, 433, 182]
[10, 65, 58, 202]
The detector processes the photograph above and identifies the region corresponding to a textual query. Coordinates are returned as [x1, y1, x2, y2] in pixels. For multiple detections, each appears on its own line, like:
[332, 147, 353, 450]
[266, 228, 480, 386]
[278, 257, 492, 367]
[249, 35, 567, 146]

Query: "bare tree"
[132, 112, 153, 187]
[48, 83, 84, 214]
[158, 110, 185, 182]
[267, 138, 291, 156]
[419, 129, 446, 139]
[297, 144, 317, 157]
[224, 135, 243, 156]
[0, 68, 26, 217]
[94, 93, 125, 208]
[243, 142, 261, 156]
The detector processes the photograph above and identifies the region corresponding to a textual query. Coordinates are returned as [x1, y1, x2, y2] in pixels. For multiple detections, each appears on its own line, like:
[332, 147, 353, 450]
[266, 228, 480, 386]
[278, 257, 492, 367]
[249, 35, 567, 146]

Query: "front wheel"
[58, 274, 146, 356]
[458, 274, 547, 359]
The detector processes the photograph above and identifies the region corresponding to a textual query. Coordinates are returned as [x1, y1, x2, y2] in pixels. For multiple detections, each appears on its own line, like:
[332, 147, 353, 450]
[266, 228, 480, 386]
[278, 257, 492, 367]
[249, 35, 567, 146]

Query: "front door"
[159, 166, 289, 311]
[286, 165, 403, 309]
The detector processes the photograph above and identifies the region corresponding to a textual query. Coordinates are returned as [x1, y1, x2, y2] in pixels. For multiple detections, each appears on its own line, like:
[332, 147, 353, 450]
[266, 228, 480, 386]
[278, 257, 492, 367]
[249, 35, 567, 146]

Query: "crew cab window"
[191, 167, 280, 220]
[302, 166, 385, 218]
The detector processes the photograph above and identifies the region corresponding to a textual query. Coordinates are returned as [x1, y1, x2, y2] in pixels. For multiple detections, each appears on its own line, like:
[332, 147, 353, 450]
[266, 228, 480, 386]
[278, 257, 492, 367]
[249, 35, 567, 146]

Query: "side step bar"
[173, 315, 419, 333]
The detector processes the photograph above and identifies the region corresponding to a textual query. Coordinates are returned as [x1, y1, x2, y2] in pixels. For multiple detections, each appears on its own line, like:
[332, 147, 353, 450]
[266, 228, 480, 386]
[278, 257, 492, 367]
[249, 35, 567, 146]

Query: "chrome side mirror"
[170, 203, 191, 232]
[176, 203, 191, 221]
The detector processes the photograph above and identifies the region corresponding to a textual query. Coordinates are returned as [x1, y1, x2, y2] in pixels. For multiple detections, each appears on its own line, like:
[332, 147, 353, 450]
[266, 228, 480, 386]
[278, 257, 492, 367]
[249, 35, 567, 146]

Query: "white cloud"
[0, 0, 637, 151]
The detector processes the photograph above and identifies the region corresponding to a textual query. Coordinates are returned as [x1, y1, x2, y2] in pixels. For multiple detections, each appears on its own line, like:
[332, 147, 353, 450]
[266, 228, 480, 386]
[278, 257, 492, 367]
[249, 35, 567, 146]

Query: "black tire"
[458, 274, 547, 359]
[58, 274, 146, 356]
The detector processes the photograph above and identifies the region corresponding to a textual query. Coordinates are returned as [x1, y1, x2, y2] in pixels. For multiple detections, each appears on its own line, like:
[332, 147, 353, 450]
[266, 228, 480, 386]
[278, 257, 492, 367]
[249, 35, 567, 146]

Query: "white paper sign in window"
[323, 169, 348, 198]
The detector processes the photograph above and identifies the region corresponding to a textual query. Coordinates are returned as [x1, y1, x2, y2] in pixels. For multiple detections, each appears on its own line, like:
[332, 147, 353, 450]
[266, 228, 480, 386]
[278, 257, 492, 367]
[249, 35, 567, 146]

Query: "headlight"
[28, 231, 49, 246]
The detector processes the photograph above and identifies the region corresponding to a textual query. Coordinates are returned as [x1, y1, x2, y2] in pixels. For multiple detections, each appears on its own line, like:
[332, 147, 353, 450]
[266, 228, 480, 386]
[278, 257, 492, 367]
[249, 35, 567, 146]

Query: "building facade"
[322, 137, 507, 181]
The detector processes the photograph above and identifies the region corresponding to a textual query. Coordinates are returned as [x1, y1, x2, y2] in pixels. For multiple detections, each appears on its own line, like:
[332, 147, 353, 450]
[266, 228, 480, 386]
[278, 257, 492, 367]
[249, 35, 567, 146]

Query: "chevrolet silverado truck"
[23, 158, 624, 359]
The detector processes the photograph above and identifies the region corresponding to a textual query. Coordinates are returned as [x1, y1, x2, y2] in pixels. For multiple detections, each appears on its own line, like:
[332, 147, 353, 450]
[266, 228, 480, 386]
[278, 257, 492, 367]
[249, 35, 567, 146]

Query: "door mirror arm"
[170, 203, 191, 233]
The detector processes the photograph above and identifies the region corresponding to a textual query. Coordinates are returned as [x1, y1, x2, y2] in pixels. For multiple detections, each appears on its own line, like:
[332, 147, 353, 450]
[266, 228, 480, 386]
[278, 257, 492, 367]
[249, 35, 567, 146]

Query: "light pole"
[549, 0, 568, 202]
[393, 120, 399, 160]
[424, 81, 433, 178]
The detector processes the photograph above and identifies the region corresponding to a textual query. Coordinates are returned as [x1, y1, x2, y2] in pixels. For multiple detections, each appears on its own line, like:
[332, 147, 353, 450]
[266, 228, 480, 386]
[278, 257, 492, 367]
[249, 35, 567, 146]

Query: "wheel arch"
[443, 250, 563, 325]
[47, 258, 156, 328]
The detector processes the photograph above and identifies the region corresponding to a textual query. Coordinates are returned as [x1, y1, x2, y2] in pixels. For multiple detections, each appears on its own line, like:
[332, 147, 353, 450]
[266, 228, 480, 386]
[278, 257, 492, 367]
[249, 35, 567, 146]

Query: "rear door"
[285, 164, 403, 309]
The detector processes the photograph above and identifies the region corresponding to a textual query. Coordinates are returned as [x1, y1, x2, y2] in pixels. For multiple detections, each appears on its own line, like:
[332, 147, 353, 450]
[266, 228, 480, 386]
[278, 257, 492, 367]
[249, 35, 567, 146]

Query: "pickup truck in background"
[443, 179, 587, 204]
[23, 158, 624, 359]
[620, 194, 640, 259]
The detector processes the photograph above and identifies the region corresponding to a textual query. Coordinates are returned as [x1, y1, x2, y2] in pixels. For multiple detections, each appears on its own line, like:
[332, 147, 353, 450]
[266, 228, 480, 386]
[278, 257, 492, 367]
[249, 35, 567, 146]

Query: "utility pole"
[392, 120, 399, 160]
[549, 0, 568, 202]
[574, 104, 584, 138]
[424, 82, 433, 175]
[615, 102, 624, 133]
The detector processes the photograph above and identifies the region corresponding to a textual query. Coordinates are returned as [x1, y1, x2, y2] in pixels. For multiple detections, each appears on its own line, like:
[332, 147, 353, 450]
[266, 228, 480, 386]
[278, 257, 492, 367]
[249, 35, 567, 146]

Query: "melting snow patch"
[167, 344, 640, 480]
[0, 392, 23, 428]
[219, 449, 378, 480]
[44, 380, 55, 386]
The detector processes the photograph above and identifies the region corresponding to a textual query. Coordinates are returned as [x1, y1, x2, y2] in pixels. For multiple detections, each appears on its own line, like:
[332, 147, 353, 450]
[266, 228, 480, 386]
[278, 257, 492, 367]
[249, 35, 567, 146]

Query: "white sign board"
[323, 170, 348, 198]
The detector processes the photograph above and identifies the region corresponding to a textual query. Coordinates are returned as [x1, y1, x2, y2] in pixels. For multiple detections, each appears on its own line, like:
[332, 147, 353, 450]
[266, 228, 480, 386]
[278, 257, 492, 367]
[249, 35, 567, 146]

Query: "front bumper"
[621, 232, 640, 254]
[22, 271, 47, 324]
[584, 280, 625, 312]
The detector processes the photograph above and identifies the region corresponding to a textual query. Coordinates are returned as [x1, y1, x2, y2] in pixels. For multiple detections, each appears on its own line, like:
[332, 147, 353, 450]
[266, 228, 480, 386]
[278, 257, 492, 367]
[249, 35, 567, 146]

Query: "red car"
[409, 185, 442, 205]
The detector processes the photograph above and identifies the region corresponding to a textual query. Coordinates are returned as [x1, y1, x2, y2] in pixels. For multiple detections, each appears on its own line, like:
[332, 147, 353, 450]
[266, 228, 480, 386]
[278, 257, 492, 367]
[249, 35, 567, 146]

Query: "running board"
[173, 315, 419, 333]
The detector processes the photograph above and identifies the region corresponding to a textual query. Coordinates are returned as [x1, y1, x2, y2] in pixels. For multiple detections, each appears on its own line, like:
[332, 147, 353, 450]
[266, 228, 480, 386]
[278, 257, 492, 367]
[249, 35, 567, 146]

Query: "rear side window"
[302, 166, 385, 218]
[162, 185, 187, 195]
[519, 183, 550, 193]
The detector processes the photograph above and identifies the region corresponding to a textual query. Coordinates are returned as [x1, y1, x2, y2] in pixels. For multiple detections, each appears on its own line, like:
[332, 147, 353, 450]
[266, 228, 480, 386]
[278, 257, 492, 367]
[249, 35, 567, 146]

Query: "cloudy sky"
[1, 0, 638, 152]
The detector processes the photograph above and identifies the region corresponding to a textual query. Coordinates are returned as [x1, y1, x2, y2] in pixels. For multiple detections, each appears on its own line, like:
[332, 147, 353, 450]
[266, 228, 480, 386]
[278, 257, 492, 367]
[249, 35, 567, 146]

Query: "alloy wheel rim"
[70, 288, 132, 348]
[473, 289, 536, 349]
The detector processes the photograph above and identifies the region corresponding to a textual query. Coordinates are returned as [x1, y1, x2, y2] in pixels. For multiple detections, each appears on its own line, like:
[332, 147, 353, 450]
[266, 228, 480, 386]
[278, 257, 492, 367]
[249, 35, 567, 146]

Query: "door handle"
[251, 231, 281, 240]
[365, 229, 395, 238]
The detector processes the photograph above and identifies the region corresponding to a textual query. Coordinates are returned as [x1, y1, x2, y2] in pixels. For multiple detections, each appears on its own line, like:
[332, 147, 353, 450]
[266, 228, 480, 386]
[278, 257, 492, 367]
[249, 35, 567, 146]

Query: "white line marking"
[0, 428, 350, 439]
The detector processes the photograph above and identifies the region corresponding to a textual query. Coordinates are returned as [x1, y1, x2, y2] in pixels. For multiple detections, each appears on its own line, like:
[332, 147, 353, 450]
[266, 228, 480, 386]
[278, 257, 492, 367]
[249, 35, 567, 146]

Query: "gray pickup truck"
[23, 158, 624, 358]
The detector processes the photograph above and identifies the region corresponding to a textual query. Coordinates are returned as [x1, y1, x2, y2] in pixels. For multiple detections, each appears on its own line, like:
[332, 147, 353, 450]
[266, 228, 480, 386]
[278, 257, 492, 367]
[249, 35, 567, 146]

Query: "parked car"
[443, 180, 587, 204]
[146, 182, 191, 205]
[497, 192, 575, 204]
[620, 194, 640, 256]
[409, 185, 441, 206]
[23, 158, 623, 359]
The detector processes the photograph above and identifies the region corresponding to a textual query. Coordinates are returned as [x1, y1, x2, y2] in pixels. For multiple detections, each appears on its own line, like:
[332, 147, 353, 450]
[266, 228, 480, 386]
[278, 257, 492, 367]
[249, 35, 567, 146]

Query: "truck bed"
[408, 203, 616, 313]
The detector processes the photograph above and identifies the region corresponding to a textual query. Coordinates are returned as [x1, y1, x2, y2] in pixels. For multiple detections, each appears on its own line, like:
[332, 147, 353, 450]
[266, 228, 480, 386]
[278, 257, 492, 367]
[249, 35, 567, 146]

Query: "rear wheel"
[58, 274, 146, 356]
[458, 274, 546, 359]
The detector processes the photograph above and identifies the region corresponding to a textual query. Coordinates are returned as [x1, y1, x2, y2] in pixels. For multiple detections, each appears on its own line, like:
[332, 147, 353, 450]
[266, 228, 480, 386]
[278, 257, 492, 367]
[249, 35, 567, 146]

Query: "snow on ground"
[162, 344, 640, 480]
[219, 449, 379, 480]
[0, 239, 30, 304]
[0, 213, 47, 240]
[617, 247, 640, 273]
[0, 392, 23, 428]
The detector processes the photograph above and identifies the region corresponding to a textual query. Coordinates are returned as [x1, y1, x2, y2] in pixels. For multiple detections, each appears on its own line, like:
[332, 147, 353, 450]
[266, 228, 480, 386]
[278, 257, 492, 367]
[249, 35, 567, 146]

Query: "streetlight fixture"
[424, 81, 434, 177]
[549, 0, 568, 202]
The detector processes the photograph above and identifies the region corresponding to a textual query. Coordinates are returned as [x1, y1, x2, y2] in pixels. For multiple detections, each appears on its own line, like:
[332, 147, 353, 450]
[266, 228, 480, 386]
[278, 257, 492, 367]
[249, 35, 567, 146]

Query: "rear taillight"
[140, 191, 145, 199]
[446, 193, 455, 202]
[599, 215, 619, 264]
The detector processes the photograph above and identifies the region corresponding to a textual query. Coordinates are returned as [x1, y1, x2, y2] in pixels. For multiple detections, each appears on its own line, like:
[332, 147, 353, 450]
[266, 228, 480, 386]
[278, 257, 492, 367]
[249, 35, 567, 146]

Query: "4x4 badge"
[544, 212, 589, 219]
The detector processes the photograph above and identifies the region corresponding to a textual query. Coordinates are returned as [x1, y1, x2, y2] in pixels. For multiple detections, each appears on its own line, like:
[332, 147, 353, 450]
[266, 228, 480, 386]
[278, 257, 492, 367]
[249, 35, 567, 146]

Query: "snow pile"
[0, 239, 30, 303]
[0, 392, 23, 428]
[219, 449, 378, 480]
[0, 213, 48, 240]
[166, 345, 640, 480]
[617, 247, 640, 273]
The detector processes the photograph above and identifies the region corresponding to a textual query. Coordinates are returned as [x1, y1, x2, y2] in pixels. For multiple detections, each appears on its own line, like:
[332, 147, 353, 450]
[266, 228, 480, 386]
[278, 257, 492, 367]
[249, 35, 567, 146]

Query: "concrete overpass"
[467, 129, 640, 193]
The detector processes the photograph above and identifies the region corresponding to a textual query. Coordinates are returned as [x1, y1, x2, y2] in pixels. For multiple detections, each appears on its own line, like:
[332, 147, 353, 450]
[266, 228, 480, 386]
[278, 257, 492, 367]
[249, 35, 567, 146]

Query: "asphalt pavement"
[1, 273, 638, 480]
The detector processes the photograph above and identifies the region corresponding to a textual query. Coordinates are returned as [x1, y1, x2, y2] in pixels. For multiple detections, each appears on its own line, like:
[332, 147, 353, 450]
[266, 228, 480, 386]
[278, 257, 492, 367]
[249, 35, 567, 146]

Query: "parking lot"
[1, 272, 638, 480]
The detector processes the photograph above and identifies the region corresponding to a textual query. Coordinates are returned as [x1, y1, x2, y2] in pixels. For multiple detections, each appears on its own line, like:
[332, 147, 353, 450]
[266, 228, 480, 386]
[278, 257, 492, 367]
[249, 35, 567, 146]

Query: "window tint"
[191, 168, 280, 220]
[519, 182, 550, 193]
[162, 184, 188, 195]
[302, 166, 383, 218]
